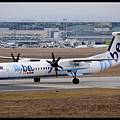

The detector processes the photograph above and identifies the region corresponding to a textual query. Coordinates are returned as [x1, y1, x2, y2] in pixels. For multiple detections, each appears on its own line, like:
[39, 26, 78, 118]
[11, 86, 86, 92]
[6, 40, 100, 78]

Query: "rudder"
[107, 32, 120, 62]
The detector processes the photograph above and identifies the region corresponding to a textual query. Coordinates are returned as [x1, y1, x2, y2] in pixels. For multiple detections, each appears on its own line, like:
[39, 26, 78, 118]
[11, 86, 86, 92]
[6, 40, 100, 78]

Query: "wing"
[0, 55, 41, 62]
[70, 58, 115, 62]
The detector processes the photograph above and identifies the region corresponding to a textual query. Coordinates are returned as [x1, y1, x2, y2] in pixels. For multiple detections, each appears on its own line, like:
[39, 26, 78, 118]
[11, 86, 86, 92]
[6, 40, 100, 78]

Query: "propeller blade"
[56, 57, 61, 63]
[11, 53, 20, 62]
[11, 53, 16, 62]
[55, 67, 58, 77]
[58, 65, 63, 69]
[52, 52, 55, 62]
[55, 69, 58, 77]
[56, 71, 57, 77]
[48, 67, 53, 73]
[16, 53, 20, 62]
[46, 60, 52, 64]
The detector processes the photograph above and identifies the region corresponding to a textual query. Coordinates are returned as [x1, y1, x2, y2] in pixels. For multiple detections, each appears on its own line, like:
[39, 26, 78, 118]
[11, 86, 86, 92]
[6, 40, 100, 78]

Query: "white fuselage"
[0, 57, 119, 80]
[0, 31, 120, 83]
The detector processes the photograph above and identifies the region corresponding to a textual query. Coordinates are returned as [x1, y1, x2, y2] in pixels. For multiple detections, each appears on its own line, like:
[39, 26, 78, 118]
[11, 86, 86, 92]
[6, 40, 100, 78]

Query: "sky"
[0, 2, 120, 22]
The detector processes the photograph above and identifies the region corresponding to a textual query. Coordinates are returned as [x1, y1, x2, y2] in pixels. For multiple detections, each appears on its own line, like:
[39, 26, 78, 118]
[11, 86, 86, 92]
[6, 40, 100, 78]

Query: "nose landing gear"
[72, 72, 79, 84]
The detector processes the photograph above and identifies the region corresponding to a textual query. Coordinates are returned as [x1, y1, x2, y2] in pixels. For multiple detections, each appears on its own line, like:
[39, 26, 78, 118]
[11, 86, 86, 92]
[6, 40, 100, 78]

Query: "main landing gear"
[34, 78, 40, 82]
[71, 72, 80, 84]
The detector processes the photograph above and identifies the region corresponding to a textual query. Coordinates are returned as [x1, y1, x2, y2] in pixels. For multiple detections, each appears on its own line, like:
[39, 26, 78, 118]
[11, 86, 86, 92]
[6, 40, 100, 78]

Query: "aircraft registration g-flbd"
[0, 31, 120, 84]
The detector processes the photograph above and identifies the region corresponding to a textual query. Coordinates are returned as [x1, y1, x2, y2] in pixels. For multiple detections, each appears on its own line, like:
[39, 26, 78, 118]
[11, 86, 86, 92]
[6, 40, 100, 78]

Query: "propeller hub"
[51, 62, 57, 67]
[46, 52, 63, 77]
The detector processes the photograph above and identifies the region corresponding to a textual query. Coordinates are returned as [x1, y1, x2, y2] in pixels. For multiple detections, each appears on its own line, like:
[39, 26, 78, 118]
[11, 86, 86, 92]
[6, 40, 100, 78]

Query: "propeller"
[11, 53, 20, 62]
[46, 52, 63, 77]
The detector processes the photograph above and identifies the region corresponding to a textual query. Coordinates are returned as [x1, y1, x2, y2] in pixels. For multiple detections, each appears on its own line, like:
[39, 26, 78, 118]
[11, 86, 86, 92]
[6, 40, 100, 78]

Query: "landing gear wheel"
[72, 78, 79, 84]
[34, 78, 40, 82]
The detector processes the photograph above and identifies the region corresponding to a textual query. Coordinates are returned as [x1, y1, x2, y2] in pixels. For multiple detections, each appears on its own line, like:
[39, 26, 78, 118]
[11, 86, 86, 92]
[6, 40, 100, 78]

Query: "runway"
[0, 76, 120, 93]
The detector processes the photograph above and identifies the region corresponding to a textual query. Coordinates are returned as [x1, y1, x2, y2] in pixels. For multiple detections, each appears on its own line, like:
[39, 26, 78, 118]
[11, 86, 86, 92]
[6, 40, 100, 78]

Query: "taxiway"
[0, 76, 120, 93]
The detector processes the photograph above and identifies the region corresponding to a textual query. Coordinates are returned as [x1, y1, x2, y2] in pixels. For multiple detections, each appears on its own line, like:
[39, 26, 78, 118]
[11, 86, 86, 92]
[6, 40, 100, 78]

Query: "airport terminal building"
[0, 21, 120, 46]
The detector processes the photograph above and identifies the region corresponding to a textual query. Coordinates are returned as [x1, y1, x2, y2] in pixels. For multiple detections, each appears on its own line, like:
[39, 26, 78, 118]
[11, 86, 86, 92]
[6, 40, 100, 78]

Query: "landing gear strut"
[72, 72, 79, 84]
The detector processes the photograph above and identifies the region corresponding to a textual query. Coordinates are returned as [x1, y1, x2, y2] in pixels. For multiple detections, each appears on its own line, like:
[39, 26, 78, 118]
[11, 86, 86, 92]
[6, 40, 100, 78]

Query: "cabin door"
[6, 64, 13, 77]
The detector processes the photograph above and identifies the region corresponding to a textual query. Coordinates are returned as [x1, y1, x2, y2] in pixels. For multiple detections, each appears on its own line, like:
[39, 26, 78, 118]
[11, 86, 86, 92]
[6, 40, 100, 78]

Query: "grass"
[0, 88, 120, 118]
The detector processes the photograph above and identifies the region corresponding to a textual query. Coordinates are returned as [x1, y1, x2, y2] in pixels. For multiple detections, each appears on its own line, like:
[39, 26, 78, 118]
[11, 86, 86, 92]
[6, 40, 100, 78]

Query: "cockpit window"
[0, 66, 3, 70]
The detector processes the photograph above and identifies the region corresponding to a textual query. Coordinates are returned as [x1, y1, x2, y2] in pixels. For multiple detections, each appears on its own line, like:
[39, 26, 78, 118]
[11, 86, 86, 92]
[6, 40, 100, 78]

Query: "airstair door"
[6, 64, 13, 77]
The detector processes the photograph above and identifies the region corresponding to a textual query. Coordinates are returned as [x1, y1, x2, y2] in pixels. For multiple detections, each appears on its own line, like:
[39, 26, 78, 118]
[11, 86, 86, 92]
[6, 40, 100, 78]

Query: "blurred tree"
[105, 40, 111, 45]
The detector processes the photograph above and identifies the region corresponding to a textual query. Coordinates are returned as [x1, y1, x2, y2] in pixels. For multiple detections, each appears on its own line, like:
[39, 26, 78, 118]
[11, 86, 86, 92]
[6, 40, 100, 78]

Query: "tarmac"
[0, 76, 119, 93]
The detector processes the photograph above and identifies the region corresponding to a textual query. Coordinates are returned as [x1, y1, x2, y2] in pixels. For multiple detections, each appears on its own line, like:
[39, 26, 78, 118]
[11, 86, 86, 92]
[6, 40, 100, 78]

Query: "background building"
[0, 21, 120, 46]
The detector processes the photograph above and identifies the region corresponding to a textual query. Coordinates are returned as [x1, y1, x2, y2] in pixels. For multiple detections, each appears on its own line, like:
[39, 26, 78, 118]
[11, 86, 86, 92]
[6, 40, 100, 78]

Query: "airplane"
[3, 38, 18, 48]
[75, 45, 88, 48]
[0, 31, 120, 84]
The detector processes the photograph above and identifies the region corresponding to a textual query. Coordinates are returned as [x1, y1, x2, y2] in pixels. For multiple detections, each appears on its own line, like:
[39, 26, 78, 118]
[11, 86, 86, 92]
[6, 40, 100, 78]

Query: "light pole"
[63, 18, 67, 39]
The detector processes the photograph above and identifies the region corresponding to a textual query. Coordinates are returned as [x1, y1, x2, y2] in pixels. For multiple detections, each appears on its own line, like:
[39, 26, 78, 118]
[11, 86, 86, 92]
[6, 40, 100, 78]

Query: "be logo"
[22, 65, 34, 72]
[110, 43, 120, 62]
[13, 64, 34, 74]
